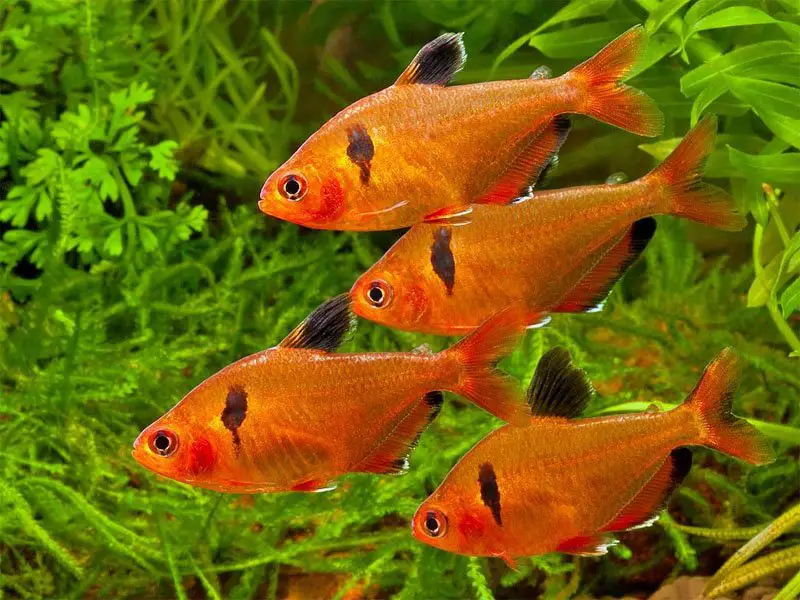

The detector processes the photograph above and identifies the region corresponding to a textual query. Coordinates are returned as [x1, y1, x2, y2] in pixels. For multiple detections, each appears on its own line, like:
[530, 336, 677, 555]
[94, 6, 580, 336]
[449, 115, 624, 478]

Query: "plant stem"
[753, 222, 800, 353]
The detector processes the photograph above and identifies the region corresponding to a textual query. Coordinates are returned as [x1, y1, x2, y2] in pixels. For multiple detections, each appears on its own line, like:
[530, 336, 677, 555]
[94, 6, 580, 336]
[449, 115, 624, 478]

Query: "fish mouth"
[131, 430, 146, 460]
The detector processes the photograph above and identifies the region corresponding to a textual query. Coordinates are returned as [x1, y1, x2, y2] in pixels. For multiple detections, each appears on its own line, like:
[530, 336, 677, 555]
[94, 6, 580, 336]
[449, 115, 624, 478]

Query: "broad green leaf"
[790, 247, 800, 274]
[748, 252, 783, 307]
[728, 147, 800, 184]
[494, 33, 537, 70]
[725, 76, 800, 121]
[691, 7, 775, 35]
[726, 76, 800, 148]
[529, 21, 633, 59]
[684, 0, 729, 28]
[781, 278, 800, 317]
[782, 234, 800, 274]
[753, 111, 800, 150]
[681, 41, 798, 96]
[639, 138, 680, 162]
[535, 0, 616, 33]
[690, 77, 728, 124]
[646, 0, 694, 34]
[778, 20, 800, 43]
[630, 33, 680, 77]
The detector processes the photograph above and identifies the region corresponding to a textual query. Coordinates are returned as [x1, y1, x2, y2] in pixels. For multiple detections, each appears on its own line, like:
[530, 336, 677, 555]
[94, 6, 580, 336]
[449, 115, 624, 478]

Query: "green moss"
[1, 1, 798, 598]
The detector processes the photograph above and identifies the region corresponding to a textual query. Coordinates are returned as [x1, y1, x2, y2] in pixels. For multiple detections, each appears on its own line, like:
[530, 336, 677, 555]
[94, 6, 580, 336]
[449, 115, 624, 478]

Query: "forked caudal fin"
[682, 348, 775, 465]
[446, 308, 539, 426]
[565, 25, 663, 137]
[648, 115, 747, 231]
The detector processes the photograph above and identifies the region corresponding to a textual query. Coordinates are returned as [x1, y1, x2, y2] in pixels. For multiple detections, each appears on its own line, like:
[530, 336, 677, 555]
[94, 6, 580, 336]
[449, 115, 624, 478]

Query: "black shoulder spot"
[347, 124, 375, 185]
[222, 385, 248, 449]
[430, 227, 455, 295]
[478, 463, 502, 526]
[279, 295, 355, 352]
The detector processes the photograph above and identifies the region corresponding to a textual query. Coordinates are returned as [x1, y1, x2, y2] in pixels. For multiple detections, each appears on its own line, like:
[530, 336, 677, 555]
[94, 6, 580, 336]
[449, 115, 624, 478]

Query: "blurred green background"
[1, 1, 799, 598]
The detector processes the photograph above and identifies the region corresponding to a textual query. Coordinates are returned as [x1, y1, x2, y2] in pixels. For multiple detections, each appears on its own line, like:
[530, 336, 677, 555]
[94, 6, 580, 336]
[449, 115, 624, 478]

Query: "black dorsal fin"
[395, 33, 466, 86]
[279, 294, 355, 352]
[527, 348, 594, 418]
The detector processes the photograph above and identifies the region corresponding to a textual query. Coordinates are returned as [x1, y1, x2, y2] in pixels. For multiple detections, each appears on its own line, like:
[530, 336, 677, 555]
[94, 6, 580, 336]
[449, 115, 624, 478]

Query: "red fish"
[132, 297, 535, 493]
[258, 26, 663, 231]
[411, 348, 774, 565]
[350, 115, 746, 335]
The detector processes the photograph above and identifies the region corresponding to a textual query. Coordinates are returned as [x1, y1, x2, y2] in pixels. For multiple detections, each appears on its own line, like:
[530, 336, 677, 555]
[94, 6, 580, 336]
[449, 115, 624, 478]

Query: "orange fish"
[258, 26, 663, 231]
[350, 115, 745, 335]
[132, 297, 534, 493]
[411, 348, 774, 566]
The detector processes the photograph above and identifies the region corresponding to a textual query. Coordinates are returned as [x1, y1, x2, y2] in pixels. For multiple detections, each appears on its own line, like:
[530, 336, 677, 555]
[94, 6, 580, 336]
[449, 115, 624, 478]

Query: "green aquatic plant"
[2, 0, 799, 598]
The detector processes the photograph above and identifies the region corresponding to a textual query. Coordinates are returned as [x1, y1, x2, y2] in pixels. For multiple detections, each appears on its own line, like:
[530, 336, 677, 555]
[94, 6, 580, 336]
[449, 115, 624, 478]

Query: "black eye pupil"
[425, 515, 439, 534]
[284, 177, 300, 196]
[368, 286, 384, 304]
[154, 434, 170, 452]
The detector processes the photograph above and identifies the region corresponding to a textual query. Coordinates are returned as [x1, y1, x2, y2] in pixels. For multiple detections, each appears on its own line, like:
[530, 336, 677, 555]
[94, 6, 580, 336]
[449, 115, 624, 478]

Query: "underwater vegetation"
[1, 0, 799, 598]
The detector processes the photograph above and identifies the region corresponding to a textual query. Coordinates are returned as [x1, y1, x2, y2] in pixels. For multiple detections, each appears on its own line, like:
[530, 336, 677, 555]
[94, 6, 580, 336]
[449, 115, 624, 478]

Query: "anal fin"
[291, 479, 337, 493]
[554, 217, 656, 313]
[478, 116, 572, 205]
[601, 447, 692, 532]
[354, 391, 444, 475]
[556, 533, 618, 556]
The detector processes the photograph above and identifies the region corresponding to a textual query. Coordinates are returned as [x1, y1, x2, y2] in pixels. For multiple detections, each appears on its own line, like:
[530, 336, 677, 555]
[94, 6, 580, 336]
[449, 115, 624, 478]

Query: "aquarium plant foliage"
[1, 1, 799, 598]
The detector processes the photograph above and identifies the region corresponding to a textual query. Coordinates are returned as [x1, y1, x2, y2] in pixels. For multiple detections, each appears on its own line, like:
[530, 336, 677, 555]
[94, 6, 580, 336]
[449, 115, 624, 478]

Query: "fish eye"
[279, 174, 307, 201]
[422, 510, 447, 538]
[149, 430, 179, 457]
[366, 280, 392, 308]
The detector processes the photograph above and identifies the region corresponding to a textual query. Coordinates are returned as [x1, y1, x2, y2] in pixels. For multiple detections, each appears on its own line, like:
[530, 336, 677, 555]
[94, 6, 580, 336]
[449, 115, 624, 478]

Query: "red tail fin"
[648, 115, 746, 231]
[566, 25, 663, 137]
[683, 348, 774, 465]
[446, 308, 533, 426]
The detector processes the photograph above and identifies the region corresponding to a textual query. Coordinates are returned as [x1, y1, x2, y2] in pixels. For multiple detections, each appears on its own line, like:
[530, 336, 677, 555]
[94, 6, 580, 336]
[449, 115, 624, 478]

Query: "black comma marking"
[430, 227, 455, 295]
[222, 385, 248, 452]
[479, 463, 502, 527]
[346, 124, 375, 185]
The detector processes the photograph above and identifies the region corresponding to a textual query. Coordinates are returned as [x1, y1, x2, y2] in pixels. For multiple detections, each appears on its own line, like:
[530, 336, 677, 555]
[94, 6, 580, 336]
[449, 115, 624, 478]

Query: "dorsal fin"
[395, 33, 466, 86]
[423, 204, 473, 226]
[527, 348, 594, 418]
[279, 294, 355, 352]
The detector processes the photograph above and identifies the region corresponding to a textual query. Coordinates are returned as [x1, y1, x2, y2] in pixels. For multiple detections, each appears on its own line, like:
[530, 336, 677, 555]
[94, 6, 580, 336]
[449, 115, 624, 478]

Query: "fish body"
[350, 116, 746, 335]
[132, 297, 532, 493]
[411, 348, 774, 564]
[258, 27, 662, 231]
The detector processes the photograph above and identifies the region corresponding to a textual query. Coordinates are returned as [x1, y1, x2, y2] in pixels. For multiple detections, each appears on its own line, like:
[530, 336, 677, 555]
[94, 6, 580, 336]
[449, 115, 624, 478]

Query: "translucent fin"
[554, 218, 656, 313]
